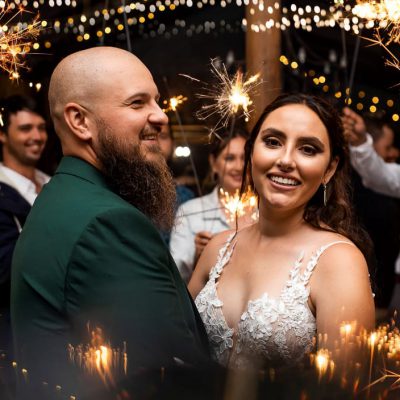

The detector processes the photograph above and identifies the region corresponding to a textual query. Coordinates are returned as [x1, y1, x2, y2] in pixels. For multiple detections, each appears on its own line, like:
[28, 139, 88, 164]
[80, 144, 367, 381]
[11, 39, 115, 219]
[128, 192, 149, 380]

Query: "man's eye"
[131, 100, 144, 107]
[263, 137, 281, 147]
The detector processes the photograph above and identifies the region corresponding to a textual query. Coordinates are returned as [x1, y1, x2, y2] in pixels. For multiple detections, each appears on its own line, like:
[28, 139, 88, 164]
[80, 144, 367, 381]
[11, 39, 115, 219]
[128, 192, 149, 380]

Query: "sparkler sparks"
[219, 186, 258, 223]
[313, 349, 334, 381]
[162, 95, 188, 113]
[68, 328, 127, 387]
[0, 2, 42, 80]
[188, 59, 261, 138]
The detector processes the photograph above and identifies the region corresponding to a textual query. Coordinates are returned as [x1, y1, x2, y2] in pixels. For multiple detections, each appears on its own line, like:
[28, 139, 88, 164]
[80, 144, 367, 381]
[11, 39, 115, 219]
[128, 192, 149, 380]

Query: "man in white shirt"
[342, 107, 400, 197]
[0, 95, 49, 364]
[342, 107, 400, 313]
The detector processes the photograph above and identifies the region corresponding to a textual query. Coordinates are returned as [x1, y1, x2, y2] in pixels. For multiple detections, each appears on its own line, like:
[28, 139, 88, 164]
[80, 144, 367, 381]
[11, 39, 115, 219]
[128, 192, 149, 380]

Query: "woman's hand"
[194, 231, 213, 263]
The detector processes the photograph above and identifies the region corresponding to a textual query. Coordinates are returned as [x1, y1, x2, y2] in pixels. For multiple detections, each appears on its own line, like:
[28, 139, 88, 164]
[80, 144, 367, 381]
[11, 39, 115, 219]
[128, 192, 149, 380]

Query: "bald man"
[11, 47, 209, 397]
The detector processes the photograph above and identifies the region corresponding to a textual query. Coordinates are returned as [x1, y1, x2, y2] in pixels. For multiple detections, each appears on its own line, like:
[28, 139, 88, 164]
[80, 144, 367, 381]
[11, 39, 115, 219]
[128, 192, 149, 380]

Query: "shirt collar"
[0, 163, 50, 205]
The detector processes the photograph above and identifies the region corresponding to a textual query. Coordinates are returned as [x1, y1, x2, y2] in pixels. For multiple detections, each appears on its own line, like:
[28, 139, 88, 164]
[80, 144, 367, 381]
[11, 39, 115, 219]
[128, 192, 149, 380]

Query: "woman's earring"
[323, 183, 327, 206]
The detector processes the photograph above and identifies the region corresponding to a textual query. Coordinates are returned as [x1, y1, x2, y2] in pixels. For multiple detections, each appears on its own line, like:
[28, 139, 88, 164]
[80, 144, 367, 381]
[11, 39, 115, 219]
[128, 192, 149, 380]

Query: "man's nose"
[31, 127, 45, 141]
[149, 102, 168, 126]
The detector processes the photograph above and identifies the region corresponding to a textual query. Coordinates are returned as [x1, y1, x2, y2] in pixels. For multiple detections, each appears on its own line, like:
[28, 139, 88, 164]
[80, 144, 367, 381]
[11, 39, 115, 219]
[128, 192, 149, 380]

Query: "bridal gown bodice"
[195, 234, 351, 369]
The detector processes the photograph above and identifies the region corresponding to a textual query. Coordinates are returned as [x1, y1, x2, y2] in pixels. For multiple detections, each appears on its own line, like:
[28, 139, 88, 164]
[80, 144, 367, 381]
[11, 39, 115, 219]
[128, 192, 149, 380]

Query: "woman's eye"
[263, 137, 281, 147]
[300, 145, 317, 156]
[224, 155, 235, 162]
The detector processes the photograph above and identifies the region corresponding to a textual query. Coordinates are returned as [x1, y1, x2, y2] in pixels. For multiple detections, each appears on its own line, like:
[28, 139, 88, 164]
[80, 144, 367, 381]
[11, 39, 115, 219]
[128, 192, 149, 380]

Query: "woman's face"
[210, 136, 246, 194]
[251, 104, 338, 212]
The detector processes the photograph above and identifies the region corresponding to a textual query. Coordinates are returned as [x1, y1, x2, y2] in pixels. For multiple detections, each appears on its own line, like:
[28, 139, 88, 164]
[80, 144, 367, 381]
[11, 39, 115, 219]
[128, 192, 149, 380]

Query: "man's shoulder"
[36, 173, 155, 234]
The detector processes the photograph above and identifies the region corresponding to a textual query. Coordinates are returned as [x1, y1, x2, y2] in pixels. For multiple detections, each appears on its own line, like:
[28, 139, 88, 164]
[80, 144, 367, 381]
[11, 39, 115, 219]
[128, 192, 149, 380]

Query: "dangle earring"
[323, 183, 327, 206]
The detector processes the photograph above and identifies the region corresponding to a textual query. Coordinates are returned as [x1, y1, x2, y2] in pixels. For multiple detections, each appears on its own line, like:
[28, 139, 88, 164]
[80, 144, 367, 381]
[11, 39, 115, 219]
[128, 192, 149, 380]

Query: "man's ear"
[63, 102, 93, 142]
[324, 156, 339, 184]
[0, 129, 7, 145]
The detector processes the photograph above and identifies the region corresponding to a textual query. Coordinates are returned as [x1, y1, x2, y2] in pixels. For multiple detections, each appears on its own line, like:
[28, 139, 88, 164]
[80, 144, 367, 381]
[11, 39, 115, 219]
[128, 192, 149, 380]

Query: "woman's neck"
[256, 202, 306, 238]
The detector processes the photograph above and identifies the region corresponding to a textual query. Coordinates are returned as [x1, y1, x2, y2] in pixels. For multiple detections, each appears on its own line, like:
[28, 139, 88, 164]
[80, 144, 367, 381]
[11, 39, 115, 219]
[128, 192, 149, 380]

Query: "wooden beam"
[246, 1, 282, 129]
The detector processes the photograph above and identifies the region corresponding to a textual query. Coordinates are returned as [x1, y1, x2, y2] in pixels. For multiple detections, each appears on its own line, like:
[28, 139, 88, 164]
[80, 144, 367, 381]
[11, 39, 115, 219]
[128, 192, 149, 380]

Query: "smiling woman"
[170, 128, 255, 283]
[189, 93, 375, 370]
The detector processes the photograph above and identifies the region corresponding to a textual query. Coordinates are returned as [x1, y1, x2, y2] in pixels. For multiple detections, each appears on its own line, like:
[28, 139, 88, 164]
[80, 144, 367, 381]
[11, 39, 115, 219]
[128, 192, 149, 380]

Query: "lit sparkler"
[219, 186, 258, 223]
[185, 59, 261, 138]
[68, 328, 127, 387]
[162, 95, 188, 113]
[0, 2, 42, 80]
[312, 349, 335, 381]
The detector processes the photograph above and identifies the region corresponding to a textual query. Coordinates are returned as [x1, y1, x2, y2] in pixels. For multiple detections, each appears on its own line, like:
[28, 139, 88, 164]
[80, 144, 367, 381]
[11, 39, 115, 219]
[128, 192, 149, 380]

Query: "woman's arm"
[310, 243, 375, 348]
[188, 230, 235, 299]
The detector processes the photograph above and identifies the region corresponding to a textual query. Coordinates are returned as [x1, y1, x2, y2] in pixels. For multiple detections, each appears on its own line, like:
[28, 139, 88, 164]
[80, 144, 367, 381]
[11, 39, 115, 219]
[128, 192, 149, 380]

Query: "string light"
[280, 53, 400, 122]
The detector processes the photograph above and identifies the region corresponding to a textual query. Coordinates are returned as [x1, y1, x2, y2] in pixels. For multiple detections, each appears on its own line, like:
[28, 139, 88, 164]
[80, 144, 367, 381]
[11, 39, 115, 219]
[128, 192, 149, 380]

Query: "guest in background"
[342, 107, 400, 313]
[0, 95, 49, 363]
[170, 128, 255, 283]
[350, 113, 400, 309]
[158, 122, 194, 244]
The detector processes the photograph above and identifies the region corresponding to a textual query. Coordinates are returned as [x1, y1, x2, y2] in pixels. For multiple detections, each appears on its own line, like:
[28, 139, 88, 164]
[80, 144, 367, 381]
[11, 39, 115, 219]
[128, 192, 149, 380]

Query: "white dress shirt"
[169, 186, 230, 283]
[349, 136, 400, 274]
[349, 133, 400, 198]
[0, 163, 50, 205]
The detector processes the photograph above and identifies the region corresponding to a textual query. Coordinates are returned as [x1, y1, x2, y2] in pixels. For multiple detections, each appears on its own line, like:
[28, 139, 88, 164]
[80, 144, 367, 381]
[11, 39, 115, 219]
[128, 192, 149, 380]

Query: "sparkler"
[68, 327, 127, 388]
[351, 1, 400, 44]
[186, 59, 261, 138]
[219, 186, 258, 223]
[313, 349, 334, 381]
[0, 2, 42, 80]
[162, 95, 188, 113]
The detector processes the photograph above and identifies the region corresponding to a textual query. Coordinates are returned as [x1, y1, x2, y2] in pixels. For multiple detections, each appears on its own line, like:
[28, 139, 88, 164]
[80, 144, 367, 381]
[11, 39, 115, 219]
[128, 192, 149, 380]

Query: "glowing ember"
[315, 349, 331, 379]
[162, 95, 188, 113]
[68, 328, 127, 387]
[219, 186, 258, 223]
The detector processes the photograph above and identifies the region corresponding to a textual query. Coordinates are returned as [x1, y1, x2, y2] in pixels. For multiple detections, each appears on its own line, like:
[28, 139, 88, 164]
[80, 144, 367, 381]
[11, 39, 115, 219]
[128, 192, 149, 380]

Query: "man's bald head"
[48, 47, 152, 128]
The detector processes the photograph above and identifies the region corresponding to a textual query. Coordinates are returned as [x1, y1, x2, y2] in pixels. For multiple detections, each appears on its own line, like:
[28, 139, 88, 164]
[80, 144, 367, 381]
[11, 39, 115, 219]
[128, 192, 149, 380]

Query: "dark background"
[2, 0, 400, 178]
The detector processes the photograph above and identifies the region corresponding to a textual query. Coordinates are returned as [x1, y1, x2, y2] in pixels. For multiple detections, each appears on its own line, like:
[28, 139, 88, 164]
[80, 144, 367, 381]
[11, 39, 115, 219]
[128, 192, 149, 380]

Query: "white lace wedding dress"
[195, 233, 351, 369]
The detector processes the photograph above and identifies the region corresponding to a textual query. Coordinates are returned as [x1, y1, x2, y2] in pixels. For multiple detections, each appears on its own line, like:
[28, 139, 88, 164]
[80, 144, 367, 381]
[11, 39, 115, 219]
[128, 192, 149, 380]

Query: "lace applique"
[195, 239, 353, 369]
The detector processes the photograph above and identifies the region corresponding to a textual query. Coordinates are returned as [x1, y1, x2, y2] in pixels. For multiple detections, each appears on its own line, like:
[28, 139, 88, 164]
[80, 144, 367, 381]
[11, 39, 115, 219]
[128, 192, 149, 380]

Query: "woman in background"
[170, 129, 255, 283]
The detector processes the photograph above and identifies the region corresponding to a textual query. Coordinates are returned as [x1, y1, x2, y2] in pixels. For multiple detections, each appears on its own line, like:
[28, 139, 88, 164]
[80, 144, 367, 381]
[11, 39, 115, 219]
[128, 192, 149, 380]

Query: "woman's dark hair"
[208, 127, 249, 159]
[241, 93, 371, 257]
[202, 127, 249, 193]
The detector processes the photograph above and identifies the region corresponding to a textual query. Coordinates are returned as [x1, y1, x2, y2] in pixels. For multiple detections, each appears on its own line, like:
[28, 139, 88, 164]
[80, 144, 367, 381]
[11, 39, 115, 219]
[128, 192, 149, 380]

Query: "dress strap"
[209, 232, 237, 280]
[301, 240, 354, 285]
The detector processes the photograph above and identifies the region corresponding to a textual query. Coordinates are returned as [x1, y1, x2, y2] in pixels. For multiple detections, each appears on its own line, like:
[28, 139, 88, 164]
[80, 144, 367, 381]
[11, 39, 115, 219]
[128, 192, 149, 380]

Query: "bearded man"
[11, 47, 209, 397]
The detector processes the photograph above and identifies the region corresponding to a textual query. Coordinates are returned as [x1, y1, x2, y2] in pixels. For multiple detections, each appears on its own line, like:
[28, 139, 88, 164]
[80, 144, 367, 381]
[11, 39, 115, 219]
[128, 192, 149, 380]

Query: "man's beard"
[95, 120, 176, 232]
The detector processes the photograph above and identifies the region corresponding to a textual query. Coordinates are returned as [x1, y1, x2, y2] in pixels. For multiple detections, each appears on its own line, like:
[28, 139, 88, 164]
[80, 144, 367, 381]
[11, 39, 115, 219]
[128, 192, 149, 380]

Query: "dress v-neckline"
[212, 245, 306, 333]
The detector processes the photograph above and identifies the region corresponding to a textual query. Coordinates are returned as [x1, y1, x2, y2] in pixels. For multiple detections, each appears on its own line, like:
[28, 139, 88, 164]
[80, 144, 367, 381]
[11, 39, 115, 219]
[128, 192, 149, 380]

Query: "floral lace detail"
[195, 238, 352, 369]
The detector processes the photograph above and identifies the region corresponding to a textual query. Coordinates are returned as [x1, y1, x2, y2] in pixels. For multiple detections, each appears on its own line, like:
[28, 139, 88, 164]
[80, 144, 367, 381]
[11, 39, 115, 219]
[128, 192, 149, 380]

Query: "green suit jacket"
[11, 156, 209, 395]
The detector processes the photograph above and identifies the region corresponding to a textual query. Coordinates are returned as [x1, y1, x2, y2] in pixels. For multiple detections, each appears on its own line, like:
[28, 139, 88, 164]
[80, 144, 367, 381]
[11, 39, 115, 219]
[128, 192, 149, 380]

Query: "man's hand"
[194, 231, 213, 263]
[342, 107, 367, 146]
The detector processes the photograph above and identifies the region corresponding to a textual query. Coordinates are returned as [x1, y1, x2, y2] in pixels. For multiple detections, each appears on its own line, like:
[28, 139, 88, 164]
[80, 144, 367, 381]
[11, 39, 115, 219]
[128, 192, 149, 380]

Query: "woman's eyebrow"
[297, 136, 325, 149]
[259, 127, 286, 138]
